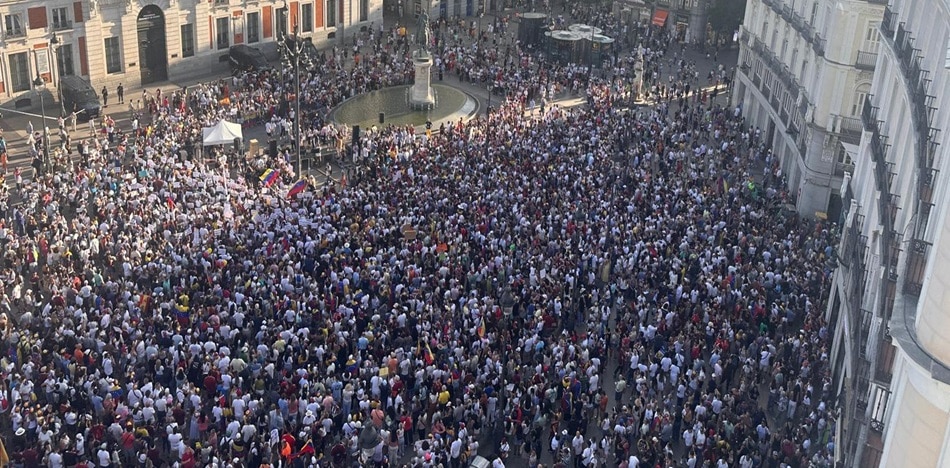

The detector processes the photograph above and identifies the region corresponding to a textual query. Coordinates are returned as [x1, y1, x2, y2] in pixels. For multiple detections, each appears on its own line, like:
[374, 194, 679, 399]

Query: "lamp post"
[497, 286, 515, 436]
[278, 30, 305, 177]
[486, 83, 491, 115]
[49, 33, 62, 116]
[33, 75, 50, 173]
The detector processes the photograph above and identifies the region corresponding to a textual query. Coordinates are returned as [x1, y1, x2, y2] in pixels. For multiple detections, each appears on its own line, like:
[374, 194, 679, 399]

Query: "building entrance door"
[137, 5, 168, 85]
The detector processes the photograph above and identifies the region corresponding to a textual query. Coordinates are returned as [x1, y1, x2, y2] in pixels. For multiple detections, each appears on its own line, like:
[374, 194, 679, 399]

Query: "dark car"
[59, 75, 101, 121]
[229, 45, 271, 74]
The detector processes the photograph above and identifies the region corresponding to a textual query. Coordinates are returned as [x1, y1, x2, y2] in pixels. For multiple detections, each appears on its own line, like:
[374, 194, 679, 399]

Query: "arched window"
[851, 83, 871, 116]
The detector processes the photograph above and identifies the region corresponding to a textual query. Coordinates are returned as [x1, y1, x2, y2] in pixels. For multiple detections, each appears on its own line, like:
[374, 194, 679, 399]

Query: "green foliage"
[708, 0, 746, 35]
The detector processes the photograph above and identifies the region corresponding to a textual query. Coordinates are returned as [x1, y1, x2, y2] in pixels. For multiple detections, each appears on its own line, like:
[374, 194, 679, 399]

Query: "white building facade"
[826, 0, 950, 465]
[732, 0, 885, 220]
[0, 0, 382, 100]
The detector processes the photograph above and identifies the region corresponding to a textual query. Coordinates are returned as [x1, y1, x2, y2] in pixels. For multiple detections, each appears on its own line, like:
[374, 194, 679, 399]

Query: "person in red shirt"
[180, 446, 196, 468]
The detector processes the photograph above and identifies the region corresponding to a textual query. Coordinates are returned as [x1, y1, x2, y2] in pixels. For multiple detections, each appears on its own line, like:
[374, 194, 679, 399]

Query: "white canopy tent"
[201, 120, 243, 146]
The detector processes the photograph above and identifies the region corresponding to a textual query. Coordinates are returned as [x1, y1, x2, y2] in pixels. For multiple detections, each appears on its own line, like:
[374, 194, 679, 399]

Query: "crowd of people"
[0, 4, 838, 468]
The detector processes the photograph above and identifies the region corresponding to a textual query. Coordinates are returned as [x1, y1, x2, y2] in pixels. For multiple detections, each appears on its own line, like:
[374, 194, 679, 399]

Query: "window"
[946, 38, 950, 68]
[4, 13, 24, 38]
[810, 2, 818, 25]
[104, 37, 121, 74]
[181, 24, 195, 57]
[851, 85, 869, 116]
[276, 7, 288, 37]
[864, 22, 881, 52]
[360, 0, 368, 21]
[9, 52, 30, 92]
[51, 7, 70, 30]
[247, 12, 260, 43]
[301, 4, 313, 32]
[216, 17, 230, 50]
[762, 21, 768, 40]
[56, 44, 74, 76]
[327, 0, 336, 27]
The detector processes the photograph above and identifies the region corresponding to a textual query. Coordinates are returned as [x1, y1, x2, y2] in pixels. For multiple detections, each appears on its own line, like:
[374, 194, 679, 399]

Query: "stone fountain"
[409, 7, 436, 110]
[329, 0, 479, 130]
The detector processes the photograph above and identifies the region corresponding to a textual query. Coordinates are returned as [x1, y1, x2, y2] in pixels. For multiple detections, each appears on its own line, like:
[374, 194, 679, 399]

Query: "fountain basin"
[330, 84, 477, 129]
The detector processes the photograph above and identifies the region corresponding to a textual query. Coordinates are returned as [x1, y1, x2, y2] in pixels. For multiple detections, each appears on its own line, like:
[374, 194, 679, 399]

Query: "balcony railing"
[812, 34, 826, 56]
[4, 29, 25, 39]
[869, 129, 893, 206]
[52, 20, 72, 31]
[882, 6, 895, 37]
[856, 50, 878, 70]
[834, 115, 863, 144]
[904, 239, 929, 297]
[862, 97, 879, 133]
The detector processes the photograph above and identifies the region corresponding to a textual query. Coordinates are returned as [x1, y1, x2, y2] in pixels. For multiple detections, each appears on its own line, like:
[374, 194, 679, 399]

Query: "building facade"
[732, 0, 885, 220]
[0, 0, 382, 101]
[827, 0, 950, 464]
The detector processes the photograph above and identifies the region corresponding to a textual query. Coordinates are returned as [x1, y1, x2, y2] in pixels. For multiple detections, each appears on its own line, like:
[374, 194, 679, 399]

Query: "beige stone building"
[0, 0, 382, 100]
[732, 0, 884, 220]
[826, 0, 950, 465]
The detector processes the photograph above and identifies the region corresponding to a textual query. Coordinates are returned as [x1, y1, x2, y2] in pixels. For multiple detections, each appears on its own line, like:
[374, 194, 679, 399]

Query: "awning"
[652, 9, 668, 27]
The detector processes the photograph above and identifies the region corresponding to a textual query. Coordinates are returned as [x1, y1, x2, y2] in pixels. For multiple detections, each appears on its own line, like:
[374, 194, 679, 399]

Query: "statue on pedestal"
[416, 1, 431, 51]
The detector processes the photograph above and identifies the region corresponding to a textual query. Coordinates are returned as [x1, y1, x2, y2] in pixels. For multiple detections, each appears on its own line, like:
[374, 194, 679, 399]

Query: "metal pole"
[37, 83, 49, 173]
[295, 42, 302, 177]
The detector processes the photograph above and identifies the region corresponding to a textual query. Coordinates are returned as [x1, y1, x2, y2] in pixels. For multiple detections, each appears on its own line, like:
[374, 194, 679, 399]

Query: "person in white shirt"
[96, 445, 110, 467]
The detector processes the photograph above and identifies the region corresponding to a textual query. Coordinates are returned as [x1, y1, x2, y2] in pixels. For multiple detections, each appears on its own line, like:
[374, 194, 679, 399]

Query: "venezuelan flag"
[259, 169, 280, 187]
[286, 179, 308, 199]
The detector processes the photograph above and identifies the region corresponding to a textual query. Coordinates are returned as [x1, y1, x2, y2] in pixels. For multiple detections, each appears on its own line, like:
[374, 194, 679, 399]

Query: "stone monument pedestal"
[409, 50, 436, 110]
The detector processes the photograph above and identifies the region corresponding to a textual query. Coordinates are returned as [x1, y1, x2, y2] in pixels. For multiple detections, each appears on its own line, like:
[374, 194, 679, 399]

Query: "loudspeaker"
[352, 125, 361, 145]
[268, 139, 278, 157]
[233, 137, 243, 153]
[379, 113, 385, 124]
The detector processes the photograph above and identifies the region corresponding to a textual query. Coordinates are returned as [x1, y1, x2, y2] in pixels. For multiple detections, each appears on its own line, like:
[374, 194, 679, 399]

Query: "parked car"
[59, 75, 101, 121]
[228, 45, 270, 74]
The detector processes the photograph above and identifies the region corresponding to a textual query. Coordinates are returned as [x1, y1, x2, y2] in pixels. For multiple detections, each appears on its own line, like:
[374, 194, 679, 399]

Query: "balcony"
[833, 114, 863, 144]
[861, 97, 879, 133]
[53, 21, 73, 32]
[4, 29, 25, 39]
[881, 6, 895, 37]
[812, 34, 826, 56]
[904, 239, 930, 297]
[855, 50, 878, 70]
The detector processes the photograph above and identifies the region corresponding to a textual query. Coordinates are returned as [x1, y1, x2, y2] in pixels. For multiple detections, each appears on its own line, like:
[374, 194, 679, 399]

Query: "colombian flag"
[260, 169, 280, 187]
[286, 179, 308, 199]
[477, 318, 486, 338]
